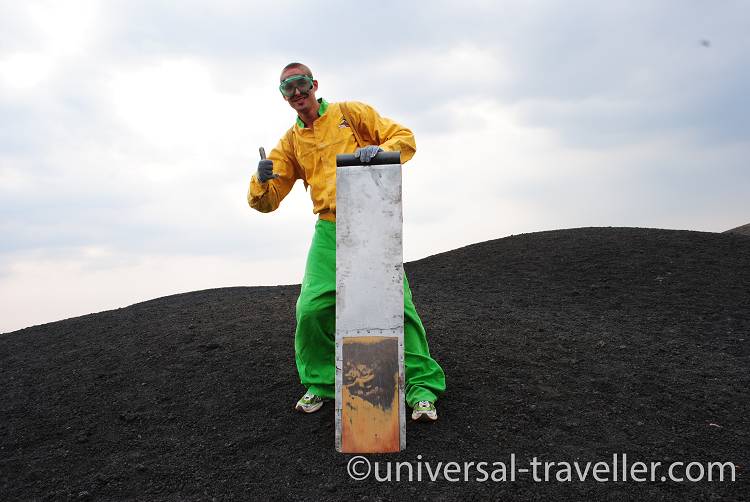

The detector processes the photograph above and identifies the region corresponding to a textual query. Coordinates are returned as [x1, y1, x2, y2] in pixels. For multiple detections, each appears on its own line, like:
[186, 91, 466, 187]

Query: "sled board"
[335, 153, 406, 453]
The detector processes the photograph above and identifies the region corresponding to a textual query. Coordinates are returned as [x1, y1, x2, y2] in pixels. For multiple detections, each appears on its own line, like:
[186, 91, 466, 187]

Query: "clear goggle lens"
[279, 75, 314, 97]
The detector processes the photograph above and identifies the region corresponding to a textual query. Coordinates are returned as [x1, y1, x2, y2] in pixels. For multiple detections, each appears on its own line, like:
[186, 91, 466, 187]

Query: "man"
[247, 62, 445, 422]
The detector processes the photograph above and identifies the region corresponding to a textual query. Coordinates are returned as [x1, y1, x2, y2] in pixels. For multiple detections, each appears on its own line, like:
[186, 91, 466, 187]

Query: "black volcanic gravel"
[1, 227, 748, 501]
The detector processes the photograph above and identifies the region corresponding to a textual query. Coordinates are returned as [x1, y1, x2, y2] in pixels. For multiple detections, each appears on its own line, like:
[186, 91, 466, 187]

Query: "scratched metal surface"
[335, 165, 404, 331]
[335, 164, 406, 452]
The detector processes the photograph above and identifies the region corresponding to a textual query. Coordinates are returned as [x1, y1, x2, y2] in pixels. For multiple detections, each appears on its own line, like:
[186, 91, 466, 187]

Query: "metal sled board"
[335, 159, 406, 453]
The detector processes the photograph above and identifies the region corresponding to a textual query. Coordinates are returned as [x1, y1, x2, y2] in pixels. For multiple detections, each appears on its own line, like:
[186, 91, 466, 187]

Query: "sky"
[1, 1, 748, 333]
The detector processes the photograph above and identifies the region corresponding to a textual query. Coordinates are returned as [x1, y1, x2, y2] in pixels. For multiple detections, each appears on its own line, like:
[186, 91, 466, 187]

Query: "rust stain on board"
[341, 337, 400, 453]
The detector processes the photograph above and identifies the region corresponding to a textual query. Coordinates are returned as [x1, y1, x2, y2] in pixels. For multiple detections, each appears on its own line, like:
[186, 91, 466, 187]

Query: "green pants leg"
[295, 220, 446, 407]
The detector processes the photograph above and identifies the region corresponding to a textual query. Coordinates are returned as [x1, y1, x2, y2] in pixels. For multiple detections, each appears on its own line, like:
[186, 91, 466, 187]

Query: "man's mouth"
[292, 94, 308, 104]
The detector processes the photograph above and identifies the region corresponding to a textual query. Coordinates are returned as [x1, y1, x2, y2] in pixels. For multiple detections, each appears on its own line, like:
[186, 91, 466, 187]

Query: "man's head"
[280, 62, 319, 115]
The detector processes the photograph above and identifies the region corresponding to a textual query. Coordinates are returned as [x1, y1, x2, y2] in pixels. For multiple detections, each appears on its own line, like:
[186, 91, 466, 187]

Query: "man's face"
[280, 68, 318, 115]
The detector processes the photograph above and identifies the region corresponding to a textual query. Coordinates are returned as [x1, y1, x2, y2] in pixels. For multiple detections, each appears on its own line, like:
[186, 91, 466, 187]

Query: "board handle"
[336, 151, 401, 167]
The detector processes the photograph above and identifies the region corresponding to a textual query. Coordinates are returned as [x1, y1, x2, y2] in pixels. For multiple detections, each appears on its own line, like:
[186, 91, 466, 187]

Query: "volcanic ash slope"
[1, 227, 748, 501]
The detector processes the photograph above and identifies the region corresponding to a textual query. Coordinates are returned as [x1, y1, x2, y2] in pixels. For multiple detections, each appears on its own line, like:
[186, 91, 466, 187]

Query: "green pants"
[295, 219, 446, 407]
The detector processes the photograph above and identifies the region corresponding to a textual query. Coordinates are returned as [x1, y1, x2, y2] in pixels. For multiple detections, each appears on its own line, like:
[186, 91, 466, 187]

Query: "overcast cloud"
[1, 1, 748, 332]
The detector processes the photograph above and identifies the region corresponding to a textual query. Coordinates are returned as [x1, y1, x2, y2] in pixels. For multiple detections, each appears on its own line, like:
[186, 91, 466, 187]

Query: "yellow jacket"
[247, 100, 416, 222]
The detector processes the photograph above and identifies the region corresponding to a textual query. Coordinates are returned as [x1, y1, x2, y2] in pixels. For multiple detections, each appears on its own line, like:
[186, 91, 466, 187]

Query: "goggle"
[279, 75, 314, 97]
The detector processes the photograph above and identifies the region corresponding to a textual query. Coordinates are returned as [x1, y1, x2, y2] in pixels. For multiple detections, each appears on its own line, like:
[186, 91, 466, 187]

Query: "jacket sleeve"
[347, 101, 417, 164]
[247, 130, 300, 213]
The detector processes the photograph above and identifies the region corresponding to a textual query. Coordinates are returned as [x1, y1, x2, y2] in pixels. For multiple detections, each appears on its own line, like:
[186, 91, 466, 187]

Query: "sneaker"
[411, 401, 437, 422]
[295, 391, 324, 414]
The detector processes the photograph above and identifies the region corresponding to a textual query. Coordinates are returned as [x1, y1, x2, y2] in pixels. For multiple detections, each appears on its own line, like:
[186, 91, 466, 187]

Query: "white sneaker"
[295, 391, 324, 413]
[411, 401, 437, 422]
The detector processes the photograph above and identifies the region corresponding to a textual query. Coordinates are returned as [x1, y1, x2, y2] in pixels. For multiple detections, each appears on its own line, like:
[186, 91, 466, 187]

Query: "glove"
[353, 145, 383, 164]
[256, 159, 279, 183]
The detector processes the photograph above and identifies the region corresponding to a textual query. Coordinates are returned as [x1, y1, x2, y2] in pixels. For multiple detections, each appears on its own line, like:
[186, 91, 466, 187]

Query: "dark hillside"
[1, 227, 748, 501]
[725, 223, 750, 236]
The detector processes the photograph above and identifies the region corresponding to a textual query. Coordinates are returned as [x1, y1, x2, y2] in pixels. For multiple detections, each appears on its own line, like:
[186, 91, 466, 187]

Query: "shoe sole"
[411, 410, 438, 422]
[295, 401, 324, 414]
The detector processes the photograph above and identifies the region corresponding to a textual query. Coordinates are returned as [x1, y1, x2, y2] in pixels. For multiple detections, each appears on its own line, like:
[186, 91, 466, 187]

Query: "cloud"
[1, 0, 749, 332]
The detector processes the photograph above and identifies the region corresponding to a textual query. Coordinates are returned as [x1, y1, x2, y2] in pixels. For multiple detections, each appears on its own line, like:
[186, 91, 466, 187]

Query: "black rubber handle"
[336, 151, 401, 167]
